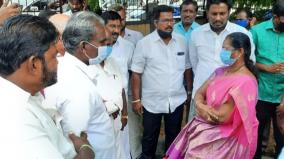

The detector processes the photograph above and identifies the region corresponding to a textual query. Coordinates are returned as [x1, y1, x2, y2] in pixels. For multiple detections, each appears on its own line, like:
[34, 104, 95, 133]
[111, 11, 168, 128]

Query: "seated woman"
[165, 32, 259, 159]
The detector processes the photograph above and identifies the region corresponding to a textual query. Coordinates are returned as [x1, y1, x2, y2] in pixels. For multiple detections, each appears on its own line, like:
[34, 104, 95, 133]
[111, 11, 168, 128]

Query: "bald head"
[49, 14, 70, 34]
[48, 14, 70, 55]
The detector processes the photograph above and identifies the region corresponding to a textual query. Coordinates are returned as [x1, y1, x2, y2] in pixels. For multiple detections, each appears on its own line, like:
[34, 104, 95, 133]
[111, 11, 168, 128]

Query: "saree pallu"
[166, 68, 259, 159]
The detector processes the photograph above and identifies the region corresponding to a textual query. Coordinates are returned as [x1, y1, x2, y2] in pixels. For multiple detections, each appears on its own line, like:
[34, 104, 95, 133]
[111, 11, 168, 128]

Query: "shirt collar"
[265, 18, 275, 30]
[152, 29, 177, 42]
[177, 21, 199, 31]
[113, 36, 122, 48]
[64, 52, 94, 79]
[0, 76, 30, 104]
[203, 21, 232, 33]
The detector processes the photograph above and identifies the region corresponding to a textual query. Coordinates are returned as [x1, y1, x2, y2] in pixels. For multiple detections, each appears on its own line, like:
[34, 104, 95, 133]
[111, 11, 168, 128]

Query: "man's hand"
[111, 110, 119, 119]
[132, 101, 143, 116]
[277, 104, 284, 117]
[69, 132, 90, 153]
[265, 63, 284, 73]
[0, 2, 20, 25]
[120, 115, 128, 131]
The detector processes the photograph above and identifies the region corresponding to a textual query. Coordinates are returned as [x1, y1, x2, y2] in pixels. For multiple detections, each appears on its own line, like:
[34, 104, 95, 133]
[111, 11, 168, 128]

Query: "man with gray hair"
[44, 11, 117, 159]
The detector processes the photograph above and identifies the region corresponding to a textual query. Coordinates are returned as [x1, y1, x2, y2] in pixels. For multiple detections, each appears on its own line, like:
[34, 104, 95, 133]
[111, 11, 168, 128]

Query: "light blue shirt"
[174, 21, 200, 43]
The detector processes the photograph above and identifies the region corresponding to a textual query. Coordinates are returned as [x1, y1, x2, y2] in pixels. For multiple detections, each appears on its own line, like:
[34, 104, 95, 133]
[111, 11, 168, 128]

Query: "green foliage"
[88, 0, 100, 12]
[234, 0, 276, 10]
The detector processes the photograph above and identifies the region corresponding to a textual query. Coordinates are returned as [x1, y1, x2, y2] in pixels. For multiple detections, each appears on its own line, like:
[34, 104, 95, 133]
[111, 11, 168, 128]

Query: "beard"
[41, 59, 57, 88]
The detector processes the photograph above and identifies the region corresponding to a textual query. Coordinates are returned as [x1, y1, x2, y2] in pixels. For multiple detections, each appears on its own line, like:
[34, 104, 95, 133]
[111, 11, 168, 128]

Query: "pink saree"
[165, 67, 259, 159]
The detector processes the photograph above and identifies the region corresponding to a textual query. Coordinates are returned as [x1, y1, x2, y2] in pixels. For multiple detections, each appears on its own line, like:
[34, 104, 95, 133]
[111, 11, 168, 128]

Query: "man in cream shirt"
[44, 11, 116, 159]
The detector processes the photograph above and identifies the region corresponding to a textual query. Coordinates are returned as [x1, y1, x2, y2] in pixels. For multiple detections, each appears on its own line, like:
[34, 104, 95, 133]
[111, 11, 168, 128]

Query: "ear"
[79, 41, 86, 52]
[26, 56, 42, 75]
[154, 20, 158, 28]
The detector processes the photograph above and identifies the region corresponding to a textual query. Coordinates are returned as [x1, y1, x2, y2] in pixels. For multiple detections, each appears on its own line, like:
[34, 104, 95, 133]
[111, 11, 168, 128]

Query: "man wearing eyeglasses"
[131, 5, 191, 159]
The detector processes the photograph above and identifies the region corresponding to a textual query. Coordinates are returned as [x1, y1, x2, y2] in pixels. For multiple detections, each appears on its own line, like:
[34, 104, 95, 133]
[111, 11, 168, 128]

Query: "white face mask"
[83, 41, 113, 65]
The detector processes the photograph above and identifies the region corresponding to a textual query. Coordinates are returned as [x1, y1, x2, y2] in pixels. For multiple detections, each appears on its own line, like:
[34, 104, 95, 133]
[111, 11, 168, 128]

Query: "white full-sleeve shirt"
[88, 58, 124, 114]
[44, 53, 115, 153]
[109, 36, 135, 94]
[189, 22, 256, 96]
[0, 77, 76, 159]
[124, 28, 144, 45]
[131, 30, 190, 113]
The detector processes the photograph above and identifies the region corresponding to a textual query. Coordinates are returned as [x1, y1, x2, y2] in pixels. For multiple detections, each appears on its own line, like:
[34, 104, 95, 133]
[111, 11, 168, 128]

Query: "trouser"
[141, 104, 184, 159]
[254, 100, 284, 159]
[188, 100, 196, 122]
[128, 95, 143, 159]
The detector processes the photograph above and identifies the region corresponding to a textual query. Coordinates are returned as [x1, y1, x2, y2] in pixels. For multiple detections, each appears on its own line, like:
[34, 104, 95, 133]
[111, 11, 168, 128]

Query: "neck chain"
[225, 64, 246, 75]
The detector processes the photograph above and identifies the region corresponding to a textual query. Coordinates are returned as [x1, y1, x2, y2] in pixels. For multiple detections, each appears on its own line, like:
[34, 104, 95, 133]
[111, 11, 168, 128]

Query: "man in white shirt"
[44, 11, 116, 159]
[63, 0, 85, 16]
[0, 14, 94, 159]
[188, 0, 256, 121]
[131, 5, 191, 159]
[101, 10, 133, 159]
[109, 4, 144, 45]
[108, 5, 144, 157]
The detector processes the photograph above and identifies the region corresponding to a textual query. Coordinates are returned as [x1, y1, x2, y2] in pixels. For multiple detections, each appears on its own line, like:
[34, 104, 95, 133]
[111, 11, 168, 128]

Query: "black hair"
[180, 0, 198, 12]
[0, 14, 58, 76]
[38, 10, 57, 19]
[101, 11, 121, 25]
[152, 5, 174, 20]
[272, 0, 284, 17]
[235, 8, 253, 19]
[206, 0, 232, 11]
[226, 32, 258, 77]
[68, 0, 84, 4]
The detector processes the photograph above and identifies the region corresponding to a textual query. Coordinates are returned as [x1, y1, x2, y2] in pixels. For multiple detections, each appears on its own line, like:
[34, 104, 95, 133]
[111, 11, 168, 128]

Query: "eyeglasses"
[156, 19, 176, 24]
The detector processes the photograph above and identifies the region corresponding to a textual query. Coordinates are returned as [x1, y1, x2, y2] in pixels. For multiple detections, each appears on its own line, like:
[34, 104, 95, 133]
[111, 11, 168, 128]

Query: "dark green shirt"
[250, 19, 284, 103]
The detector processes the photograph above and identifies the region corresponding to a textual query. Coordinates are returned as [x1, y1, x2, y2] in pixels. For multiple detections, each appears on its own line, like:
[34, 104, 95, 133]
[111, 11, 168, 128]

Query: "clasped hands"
[195, 101, 220, 124]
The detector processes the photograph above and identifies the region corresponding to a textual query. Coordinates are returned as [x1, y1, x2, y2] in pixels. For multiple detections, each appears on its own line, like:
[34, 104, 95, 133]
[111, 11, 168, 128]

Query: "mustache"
[112, 32, 119, 36]
[165, 26, 173, 30]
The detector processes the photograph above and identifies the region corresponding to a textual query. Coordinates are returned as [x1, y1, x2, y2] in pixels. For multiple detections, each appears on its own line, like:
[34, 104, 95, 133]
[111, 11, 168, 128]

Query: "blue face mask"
[220, 48, 236, 65]
[83, 41, 113, 65]
[235, 19, 249, 28]
[89, 46, 112, 65]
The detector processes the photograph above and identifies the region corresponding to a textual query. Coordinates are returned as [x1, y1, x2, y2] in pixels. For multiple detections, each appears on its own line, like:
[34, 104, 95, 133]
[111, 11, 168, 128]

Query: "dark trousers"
[140, 104, 184, 159]
[254, 100, 284, 159]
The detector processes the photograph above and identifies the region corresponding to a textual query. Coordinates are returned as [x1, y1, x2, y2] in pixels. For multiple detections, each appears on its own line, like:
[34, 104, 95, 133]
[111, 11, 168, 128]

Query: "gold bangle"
[79, 144, 94, 153]
[132, 99, 141, 103]
[121, 115, 128, 119]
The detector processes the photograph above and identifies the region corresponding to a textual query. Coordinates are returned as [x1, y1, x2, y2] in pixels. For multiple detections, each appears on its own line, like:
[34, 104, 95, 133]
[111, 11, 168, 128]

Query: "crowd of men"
[0, 0, 284, 159]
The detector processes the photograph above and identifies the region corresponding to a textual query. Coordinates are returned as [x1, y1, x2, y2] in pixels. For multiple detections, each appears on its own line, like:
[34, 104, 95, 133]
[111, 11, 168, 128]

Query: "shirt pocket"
[176, 52, 185, 70]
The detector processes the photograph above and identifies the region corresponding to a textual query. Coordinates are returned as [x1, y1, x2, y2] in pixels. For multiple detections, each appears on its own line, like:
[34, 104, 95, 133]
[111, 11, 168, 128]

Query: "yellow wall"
[127, 23, 151, 36]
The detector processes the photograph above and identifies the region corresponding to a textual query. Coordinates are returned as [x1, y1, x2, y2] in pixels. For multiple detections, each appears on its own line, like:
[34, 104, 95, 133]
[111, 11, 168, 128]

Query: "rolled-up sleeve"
[131, 40, 146, 74]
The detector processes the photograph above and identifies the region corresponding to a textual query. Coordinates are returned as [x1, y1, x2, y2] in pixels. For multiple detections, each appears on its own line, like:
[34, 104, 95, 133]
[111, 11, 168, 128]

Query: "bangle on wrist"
[121, 115, 128, 119]
[79, 144, 94, 154]
[187, 91, 192, 95]
[132, 99, 141, 103]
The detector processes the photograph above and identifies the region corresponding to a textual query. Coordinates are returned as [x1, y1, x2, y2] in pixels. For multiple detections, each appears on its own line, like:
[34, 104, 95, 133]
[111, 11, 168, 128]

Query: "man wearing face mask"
[131, 5, 191, 159]
[44, 11, 117, 159]
[87, 28, 129, 159]
[188, 0, 255, 122]
[251, 1, 284, 158]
